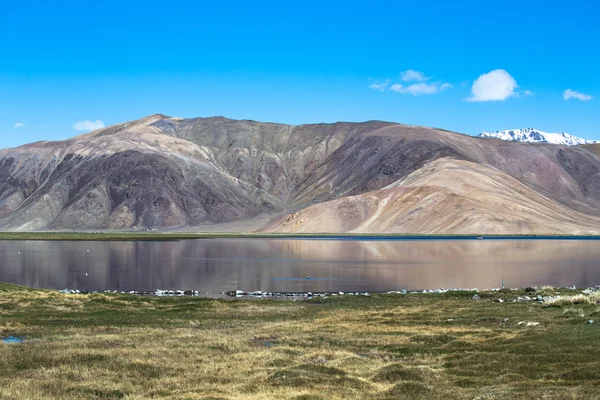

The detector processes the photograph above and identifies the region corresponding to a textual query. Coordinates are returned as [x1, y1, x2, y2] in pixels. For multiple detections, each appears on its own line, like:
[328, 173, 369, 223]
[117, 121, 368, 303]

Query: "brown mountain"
[1, 114, 599, 234]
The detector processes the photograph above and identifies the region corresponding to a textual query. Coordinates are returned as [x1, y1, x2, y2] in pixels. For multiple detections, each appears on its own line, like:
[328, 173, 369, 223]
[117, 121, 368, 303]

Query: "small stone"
[587, 320, 594, 325]
[536, 295, 543, 301]
[472, 294, 481, 300]
[497, 299, 504, 303]
[519, 321, 540, 327]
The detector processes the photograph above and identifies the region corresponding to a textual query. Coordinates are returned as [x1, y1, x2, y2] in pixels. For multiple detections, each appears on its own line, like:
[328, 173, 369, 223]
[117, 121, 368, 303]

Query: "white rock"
[518, 321, 540, 327]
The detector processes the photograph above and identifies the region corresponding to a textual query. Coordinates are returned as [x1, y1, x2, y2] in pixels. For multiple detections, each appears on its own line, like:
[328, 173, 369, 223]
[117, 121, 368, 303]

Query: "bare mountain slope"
[288, 124, 600, 214]
[152, 116, 394, 202]
[0, 114, 600, 232]
[261, 158, 600, 234]
[0, 116, 286, 230]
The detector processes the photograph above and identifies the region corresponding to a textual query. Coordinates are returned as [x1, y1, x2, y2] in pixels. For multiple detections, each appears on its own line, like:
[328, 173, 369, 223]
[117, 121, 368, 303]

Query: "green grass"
[0, 285, 599, 399]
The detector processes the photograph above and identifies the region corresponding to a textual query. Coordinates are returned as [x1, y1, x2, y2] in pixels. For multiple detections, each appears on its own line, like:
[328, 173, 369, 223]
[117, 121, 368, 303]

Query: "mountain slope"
[1, 114, 600, 233]
[479, 128, 598, 146]
[0, 116, 286, 230]
[261, 158, 600, 234]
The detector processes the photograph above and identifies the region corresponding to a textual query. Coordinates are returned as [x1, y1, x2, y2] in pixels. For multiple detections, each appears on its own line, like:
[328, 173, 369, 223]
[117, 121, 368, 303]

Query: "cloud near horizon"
[14, 122, 24, 128]
[563, 89, 592, 101]
[73, 120, 105, 131]
[465, 69, 519, 102]
[371, 70, 451, 96]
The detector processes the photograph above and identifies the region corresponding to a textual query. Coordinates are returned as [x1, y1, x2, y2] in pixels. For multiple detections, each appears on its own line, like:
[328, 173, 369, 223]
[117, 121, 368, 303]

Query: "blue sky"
[1, 0, 599, 148]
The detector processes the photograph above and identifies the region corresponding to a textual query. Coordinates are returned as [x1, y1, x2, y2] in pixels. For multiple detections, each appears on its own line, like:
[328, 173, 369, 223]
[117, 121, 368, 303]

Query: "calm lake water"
[0, 238, 599, 296]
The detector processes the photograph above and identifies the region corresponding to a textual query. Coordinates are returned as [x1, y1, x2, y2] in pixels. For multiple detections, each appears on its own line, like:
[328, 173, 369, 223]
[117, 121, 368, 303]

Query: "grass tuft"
[372, 363, 425, 383]
[544, 293, 600, 307]
[387, 381, 431, 397]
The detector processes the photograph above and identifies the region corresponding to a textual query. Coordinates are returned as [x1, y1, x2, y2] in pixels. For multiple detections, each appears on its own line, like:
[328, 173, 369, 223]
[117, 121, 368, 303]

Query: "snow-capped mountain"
[478, 128, 598, 146]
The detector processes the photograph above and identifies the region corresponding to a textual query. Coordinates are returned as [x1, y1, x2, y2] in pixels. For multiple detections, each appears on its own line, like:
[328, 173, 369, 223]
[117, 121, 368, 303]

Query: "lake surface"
[1, 238, 599, 296]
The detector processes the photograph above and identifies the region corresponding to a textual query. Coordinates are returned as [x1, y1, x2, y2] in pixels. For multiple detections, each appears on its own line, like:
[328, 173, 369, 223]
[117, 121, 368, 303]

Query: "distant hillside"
[579, 143, 600, 157]
[1, 115, 600, 234]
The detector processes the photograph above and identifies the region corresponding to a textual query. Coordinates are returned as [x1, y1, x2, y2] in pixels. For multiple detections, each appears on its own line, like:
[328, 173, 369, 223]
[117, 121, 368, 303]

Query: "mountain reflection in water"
[0, 239, 599, 296]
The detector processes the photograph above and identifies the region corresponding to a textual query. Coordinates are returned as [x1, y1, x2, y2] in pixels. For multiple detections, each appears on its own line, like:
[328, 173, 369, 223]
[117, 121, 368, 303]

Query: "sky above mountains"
[1, 0, 599, 148]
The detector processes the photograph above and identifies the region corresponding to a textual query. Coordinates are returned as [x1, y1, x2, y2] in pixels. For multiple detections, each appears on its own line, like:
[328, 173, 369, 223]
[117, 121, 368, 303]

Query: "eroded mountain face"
[1, 114, 600, 233]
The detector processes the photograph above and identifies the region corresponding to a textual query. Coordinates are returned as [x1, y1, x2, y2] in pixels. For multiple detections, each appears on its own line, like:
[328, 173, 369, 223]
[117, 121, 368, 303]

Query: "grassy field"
[1, 283, 599, 399]
[0, 231, 599, 241]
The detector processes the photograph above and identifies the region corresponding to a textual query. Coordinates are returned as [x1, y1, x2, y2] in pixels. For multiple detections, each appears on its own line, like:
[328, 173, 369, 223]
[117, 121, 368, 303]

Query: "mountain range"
[479, 128, 598, 146]
[2, 114, 600, 234]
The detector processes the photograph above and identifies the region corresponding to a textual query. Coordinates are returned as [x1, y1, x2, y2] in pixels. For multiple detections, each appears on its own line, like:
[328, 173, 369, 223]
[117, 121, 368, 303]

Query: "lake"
[0, 238, 599, 296]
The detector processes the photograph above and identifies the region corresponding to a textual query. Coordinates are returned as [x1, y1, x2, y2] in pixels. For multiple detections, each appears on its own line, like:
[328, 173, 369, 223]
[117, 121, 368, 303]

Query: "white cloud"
[400, 83, 439, 95]
[465, 69, 518, 102]
[390, 83, 404, 92]
[563, 89, 592, 101]
[524, 90, 534, 96]
[369, 80, 390, 91]
[390, 82, 450, 96]
[371, 70, 451, 96]
[73, 120, 105, 131]
[14, 122, 24, 128]
[401, 70, 429, 82]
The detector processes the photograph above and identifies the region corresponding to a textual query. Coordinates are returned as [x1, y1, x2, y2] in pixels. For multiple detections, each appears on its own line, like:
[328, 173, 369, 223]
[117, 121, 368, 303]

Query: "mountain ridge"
[1, 114, 600, 233]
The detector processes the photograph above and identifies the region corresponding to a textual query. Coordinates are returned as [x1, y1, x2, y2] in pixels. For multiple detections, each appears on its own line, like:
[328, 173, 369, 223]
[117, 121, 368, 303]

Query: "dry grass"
[544, 292, 600, 307]
[1, 285, 599, 399]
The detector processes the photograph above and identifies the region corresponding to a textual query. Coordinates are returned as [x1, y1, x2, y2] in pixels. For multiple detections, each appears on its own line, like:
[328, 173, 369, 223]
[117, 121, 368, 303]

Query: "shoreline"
[2, 231, 600, 241]
[25, 283, 600, 302]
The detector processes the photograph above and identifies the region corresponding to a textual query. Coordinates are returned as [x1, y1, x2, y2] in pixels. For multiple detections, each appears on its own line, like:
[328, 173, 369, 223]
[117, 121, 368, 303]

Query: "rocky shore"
[55, 284, 600, 302]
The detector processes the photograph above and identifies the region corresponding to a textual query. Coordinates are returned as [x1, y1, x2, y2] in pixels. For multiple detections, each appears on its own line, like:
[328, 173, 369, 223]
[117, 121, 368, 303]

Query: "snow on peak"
[478, 128, 598, 146]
